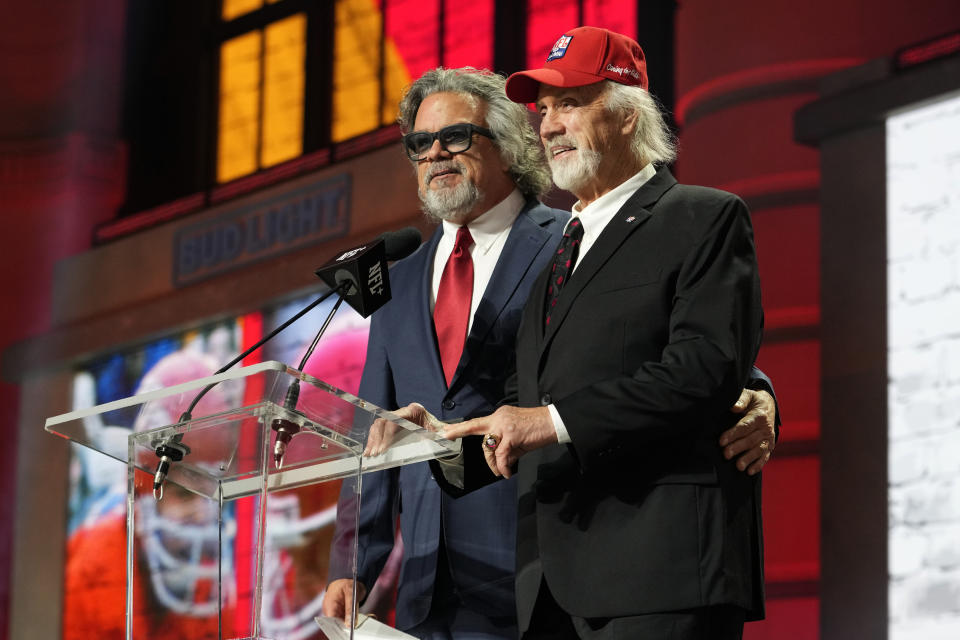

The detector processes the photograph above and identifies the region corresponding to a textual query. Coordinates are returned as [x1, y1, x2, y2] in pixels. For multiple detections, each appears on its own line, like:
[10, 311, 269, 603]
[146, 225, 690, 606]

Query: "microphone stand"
[152, 281, 351, 499]
[271, 294, 347, 469]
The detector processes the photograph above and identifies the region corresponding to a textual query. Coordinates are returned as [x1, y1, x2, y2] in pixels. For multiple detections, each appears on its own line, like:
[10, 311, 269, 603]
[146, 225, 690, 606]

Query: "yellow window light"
[332, 0, 413, 142]
[332, 0, 382, 142]
[222, 0, 263, 22]
[262, 13, 306, 168]
[218, 30, 263, 183]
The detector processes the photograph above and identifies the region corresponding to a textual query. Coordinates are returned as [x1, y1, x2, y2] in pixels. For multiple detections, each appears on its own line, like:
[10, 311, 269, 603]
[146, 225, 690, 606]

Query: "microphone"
[153, 441, 190, 500]
[380, 227, 422, 260]
[274, 227, 421, 467]
[314, 227, 422, 318]
[152, 227, 421, 496]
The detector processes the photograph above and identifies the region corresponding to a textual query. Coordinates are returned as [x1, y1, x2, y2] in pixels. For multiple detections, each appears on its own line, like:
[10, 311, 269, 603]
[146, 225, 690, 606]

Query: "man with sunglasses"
[324, 67, 564, 640]
[323, 65, 778, 639]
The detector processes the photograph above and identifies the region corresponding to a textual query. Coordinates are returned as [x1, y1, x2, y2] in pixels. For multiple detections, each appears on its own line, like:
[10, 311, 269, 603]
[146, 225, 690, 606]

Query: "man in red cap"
[430, 26, 768, 639]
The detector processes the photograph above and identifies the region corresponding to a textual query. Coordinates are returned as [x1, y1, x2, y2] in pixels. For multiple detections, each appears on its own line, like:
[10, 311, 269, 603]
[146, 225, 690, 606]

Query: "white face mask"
[136, 496, 236, 618]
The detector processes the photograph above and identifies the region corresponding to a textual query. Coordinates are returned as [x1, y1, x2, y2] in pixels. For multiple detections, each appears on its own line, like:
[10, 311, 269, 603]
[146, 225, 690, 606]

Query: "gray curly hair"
[398, 67, 552, 198]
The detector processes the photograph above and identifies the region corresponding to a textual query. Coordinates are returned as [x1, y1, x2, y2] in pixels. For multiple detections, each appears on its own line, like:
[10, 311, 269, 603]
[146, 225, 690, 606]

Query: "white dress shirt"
[430, 189, 525, 334]
[548, 163, 657, 443]
[430, 190, 525, 487]
[570, 162, 657, 271]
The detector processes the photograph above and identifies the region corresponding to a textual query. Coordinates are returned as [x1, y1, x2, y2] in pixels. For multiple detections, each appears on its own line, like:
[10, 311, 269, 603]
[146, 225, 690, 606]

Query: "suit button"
[540, 393, 552, 406]
[442, 399, 455, 410]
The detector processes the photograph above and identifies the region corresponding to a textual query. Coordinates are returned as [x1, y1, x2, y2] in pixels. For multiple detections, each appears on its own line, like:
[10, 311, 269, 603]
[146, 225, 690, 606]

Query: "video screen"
[61, 291, 401, 639]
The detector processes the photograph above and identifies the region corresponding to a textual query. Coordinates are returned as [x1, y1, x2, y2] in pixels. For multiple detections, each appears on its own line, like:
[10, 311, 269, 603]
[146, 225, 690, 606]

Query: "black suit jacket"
[505, 167, 765, 631]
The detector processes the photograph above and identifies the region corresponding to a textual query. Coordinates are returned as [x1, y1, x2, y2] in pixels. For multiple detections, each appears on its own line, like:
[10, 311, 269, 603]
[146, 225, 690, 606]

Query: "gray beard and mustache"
[546, 136, 602, 194]
[418, 160, 483, 223]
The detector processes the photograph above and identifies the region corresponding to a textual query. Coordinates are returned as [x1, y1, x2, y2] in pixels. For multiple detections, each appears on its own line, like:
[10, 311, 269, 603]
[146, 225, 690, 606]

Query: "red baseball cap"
[505, 26, 648, 103]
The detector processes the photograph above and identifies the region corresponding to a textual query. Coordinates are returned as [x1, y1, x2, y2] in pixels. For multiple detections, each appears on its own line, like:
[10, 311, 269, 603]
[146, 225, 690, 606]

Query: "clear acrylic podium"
[46, 360, 460, 640]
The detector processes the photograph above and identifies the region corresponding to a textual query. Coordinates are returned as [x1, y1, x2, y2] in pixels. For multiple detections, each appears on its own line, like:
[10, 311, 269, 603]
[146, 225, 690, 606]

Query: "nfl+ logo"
[546, 35, 573, 61]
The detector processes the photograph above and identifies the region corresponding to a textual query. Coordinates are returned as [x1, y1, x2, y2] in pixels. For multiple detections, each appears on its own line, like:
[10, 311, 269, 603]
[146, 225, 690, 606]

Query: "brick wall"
[887, 92, 960, 640]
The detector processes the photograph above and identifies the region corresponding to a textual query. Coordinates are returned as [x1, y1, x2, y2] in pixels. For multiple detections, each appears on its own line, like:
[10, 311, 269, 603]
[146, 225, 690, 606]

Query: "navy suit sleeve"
[556, 195, 764, 470]
[328, 311, 401, 590]
[748, 365, 781, 436]
[747, 366, 771, 394]
[500, 370, 519, 408]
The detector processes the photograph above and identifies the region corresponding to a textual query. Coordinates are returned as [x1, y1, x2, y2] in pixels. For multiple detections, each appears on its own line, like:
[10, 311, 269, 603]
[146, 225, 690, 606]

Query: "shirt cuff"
[547, 403, 571, 444]
[433, 449, 465, 490]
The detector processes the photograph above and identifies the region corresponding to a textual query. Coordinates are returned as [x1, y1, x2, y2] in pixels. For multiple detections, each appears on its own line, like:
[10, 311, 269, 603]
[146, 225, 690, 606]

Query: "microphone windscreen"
[380, 227, 422, 260]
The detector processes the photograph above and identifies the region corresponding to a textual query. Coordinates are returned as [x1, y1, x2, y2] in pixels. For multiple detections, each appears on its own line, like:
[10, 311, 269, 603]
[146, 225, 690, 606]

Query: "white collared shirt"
[568, 162, 657, 271]
[548, 163, 657, 443]
[430, 189, 525, 335]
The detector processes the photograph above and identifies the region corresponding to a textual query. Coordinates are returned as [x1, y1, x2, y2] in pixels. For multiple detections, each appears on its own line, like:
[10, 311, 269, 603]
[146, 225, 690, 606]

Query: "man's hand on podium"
[322, 578, 368, 626]
[364, 403, 448, 457]
[363, 416, 402, 457]
[439, 406, 556, 479]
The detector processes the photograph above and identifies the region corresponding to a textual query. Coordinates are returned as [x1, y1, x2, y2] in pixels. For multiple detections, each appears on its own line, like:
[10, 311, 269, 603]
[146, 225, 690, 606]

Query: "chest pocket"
[589, 267, 662, 295]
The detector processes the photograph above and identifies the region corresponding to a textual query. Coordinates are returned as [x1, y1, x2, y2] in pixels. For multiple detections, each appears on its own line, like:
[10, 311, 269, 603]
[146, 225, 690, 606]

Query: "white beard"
[548, 142, 602, 194]
[419, 163, 482, 222]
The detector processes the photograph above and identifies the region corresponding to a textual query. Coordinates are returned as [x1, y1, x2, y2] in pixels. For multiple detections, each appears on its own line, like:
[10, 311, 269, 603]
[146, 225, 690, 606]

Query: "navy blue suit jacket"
[329, 201, 567, 630]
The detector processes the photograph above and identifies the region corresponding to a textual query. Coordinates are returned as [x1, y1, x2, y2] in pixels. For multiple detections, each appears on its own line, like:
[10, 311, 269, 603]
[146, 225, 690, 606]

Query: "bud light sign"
[174, 174, 350, 286]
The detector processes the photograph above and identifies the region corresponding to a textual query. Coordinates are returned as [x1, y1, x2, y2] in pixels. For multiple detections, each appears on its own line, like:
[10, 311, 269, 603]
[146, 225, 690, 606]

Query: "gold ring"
[483, 434, 500, 450]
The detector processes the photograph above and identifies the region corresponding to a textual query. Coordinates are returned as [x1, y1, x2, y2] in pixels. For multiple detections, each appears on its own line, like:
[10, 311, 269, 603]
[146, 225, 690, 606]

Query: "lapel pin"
[625, 216, 636, 223]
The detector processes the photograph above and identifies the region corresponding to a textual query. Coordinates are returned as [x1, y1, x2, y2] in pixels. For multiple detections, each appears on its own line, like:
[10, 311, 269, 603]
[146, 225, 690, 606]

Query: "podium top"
[47, 361, 460, 498]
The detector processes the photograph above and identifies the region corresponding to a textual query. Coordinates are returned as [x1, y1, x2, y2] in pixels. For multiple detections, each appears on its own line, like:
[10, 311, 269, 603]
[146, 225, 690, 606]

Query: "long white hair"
[603, 81, 677, 166]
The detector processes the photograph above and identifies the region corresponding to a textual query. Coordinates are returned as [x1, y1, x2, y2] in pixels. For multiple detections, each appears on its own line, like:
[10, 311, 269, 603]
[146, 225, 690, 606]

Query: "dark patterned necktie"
[434, 226, 474, 385]
[544, 217, 584, 328]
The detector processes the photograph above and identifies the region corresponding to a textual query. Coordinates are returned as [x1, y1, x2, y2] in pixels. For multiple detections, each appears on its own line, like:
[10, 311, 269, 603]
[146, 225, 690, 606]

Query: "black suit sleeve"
[555, 195, 764, 471]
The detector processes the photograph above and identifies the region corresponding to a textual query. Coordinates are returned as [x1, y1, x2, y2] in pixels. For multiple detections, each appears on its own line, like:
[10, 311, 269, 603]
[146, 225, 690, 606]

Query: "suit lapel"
[527, 245, 553, 347]
[451, 203, 559, 386]
[410, 227, 448, 389]
[541, 167, 678, 350]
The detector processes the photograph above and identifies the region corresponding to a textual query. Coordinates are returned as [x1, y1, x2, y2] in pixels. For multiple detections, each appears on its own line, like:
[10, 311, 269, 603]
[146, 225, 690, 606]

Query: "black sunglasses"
[402, 123, 495, 161]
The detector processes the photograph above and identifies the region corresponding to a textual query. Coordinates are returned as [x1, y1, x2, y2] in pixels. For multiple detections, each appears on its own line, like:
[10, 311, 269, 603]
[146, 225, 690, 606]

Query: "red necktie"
[434, 226, 474, 385]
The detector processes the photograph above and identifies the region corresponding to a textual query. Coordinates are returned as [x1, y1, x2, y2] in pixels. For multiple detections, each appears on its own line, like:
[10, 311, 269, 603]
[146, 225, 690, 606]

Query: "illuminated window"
[262, 15, 306, 167]
[221, 0, 283, 21]
[332, 0, 494, 143]
[331, 0, 429, 142]
[219, 31, 262, 182]
[332, 0, 388, 142]
[218, 0, 496, 174]
[217, 12, 305, 183]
